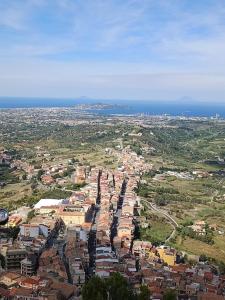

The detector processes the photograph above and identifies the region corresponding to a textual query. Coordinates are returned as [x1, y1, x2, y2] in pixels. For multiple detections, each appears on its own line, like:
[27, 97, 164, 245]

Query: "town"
[1, 143, 225, 300]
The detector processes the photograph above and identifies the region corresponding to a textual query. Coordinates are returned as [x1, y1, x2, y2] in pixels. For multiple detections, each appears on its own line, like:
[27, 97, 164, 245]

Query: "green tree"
[218, 261, 225, 275]
[82, 276, 107, 300]
[9, 226, 20, 240]
[37, 169, 44, 181]
[0, 254, 5, 268]
[138, 285, 150, 300]
[106, 272, 134, 300]
[27, 209, 35, 221]
[163, 289, 177, 300]
[199, 254, 208, 262]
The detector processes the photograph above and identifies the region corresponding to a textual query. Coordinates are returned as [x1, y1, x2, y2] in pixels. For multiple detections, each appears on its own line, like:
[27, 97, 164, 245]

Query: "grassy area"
[140, 219, 173, 245]
[0, 179, 73, 212]
[0, 182, 32, 208]
[140, 205, 173, 244]
[139, 172, 225, 224]
[175, 236, 225, 263]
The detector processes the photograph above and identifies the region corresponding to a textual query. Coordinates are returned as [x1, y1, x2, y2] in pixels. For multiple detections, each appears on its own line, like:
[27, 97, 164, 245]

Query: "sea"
[0, 97, 225, 118]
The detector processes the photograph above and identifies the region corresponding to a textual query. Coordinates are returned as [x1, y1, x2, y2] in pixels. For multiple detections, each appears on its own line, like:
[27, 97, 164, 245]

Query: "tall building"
[74, 166, 86, 184]
[1, 247, 27, 271]
[21, 254, 37, 276]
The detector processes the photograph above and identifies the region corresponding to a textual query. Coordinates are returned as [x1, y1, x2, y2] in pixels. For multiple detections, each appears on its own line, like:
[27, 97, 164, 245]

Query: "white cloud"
[0, 6, 26, 30]
[0, 0, 225, 101]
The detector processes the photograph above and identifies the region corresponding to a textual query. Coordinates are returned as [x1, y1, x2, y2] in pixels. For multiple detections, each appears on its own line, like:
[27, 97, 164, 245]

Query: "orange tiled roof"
[198, 292, 224, 300]
[20, 277, 40, 286]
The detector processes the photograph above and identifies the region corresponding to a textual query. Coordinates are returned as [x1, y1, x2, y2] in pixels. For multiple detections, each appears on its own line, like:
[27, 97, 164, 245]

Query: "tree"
[31, 180, 38, 190]
[82, 276, 107, 300]
[155, 197, 167, 206]
[9, 226, 20, 240]
[106, 272, 134, 300]
[163, 289, 177, 300]
[218, 261, 225, 275]
[70, 158, 76, 164]
[138, 285, 150, 300]
[37, 169, 44, 181]
[199, 254, 208, 262]
[27, 209, 35, 221]
[0, 254, 5, 268]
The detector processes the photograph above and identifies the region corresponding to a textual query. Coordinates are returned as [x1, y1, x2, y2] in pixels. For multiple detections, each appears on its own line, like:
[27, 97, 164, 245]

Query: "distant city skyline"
[0, 0, 225, 102]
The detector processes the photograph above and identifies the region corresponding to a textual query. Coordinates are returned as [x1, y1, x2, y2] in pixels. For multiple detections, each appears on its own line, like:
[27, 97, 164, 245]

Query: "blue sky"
[0, 0, 225, 102]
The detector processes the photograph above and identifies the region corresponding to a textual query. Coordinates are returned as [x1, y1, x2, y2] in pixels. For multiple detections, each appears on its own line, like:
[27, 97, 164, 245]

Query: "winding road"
[141, 198, 179, 243]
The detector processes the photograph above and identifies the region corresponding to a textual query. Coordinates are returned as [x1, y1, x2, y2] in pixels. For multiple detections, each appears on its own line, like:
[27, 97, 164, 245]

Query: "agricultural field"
[139, 211, 173, 245]
[0, 182, 32, 208]
[175, 235, 225, 263]
[136, 119, 225, 263]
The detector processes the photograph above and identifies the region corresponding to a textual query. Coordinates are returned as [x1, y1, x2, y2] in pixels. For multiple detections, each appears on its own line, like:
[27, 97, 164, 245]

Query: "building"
[132, 241, 152, 258]
[19, 225, 39, 238]
[21, 255, 37, 276]
[38, 205, 59, 215]
[1, 247, 27, 270]
[19, 224, 50, 238]
[157, 246, 176, 266]
[70, 258, 86, 286]
[190, 220, 206, 236]
[58, 206, 86, 226]
[10, 278, 76, 300]
[7, 215, 22, 227]
[41, 175, 55, 185]
[34, 198, 67, 209]
[0, 272, 22, 291]
[74, 166, 86, 184]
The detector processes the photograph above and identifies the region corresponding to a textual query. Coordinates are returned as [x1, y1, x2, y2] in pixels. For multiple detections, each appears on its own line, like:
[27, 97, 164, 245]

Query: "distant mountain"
[176, 96, 195, 103]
